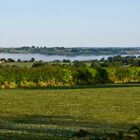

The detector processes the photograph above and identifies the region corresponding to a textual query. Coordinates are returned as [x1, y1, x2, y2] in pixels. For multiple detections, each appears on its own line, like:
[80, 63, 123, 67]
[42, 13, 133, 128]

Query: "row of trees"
[0, 57, 35, 62]
[0, 63, 140, 88]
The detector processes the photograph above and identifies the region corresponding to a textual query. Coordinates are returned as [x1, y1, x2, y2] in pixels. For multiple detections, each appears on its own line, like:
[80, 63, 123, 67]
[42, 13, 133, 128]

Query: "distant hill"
[0, 47, 140, 56]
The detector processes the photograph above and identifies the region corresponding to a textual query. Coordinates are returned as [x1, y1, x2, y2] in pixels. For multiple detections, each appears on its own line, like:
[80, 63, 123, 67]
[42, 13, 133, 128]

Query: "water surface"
[0, 53, 139, 62]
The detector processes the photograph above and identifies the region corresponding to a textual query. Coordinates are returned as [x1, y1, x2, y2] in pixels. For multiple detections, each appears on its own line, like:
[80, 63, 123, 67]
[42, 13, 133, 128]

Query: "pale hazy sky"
[0, 0, 140, 47]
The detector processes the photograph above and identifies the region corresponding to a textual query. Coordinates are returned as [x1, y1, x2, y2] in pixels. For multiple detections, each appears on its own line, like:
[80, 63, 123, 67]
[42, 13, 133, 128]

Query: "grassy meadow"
[1, 62, 34, 68]
[0, 87, 140, 139]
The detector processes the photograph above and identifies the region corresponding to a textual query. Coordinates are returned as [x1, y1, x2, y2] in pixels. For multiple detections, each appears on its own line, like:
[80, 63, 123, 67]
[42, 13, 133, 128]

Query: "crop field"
[0, 87, 140, 139]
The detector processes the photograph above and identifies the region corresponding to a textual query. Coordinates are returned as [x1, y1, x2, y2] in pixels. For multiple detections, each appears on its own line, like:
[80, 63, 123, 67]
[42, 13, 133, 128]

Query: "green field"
[1, 62, 34, 68]
[0, 87, 140, 139]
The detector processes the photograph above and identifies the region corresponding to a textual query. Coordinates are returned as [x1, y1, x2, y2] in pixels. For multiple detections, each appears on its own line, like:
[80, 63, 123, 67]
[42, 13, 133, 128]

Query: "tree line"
[0, 60, 140, 88]
[0, 46, 140, 55]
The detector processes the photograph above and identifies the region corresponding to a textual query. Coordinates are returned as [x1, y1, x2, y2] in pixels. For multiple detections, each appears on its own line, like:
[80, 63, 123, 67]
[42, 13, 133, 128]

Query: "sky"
[0, 0, 140, 48]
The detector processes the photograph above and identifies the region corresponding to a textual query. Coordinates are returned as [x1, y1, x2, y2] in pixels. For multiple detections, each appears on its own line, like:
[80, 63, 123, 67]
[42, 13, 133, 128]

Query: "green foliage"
[107, 67, 140, 83]
[107, 67, 116, 83]
[0, 64, 140, 88]
[95, 67, 110, 84]
[128, 67, 140, 82]
[73, 67, 98, 85]
[114, 68, 130, 83]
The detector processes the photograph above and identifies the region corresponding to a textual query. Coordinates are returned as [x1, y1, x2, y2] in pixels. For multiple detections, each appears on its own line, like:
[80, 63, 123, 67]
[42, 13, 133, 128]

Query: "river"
[0, 53, 139, 62]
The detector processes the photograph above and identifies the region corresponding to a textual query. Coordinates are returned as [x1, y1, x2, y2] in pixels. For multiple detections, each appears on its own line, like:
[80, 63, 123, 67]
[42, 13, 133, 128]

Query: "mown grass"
[0, 87, 140, 139]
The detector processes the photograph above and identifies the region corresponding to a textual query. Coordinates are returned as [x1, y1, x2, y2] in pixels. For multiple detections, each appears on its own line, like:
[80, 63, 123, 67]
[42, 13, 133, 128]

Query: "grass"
[0, 87, 140, 139]
[1, 62, 34, 68]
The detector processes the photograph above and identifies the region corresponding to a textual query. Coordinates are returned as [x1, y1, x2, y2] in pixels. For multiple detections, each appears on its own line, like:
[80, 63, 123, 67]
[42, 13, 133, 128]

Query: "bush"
[0, 64, 139, 88]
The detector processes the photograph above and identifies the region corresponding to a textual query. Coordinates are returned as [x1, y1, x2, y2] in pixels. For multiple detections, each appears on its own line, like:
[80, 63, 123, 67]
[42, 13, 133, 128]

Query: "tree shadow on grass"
[0, 114, 140, 140]
[21, 83, 140, 91]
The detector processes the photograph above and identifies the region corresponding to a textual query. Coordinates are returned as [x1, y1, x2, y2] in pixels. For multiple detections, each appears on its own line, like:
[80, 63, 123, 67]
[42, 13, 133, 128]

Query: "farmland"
[0, 87, 139, 139]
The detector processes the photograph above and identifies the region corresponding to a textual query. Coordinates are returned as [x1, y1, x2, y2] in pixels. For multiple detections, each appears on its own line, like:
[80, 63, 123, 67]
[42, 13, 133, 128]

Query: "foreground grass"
[0, 87, 140, 139]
